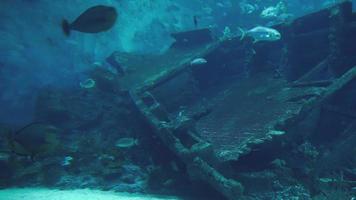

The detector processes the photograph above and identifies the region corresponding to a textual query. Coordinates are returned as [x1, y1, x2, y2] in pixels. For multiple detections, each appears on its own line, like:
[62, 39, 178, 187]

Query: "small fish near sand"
[115, 137, 139, 149]
[238, 26, 281, 43]
[190, 58, 207, 66]
[62, 5, 118, 36]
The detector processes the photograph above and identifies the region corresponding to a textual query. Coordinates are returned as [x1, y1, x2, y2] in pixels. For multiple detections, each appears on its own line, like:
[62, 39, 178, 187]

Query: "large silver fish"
[239, 26, 281, 43]
[62, 5, 117, 36]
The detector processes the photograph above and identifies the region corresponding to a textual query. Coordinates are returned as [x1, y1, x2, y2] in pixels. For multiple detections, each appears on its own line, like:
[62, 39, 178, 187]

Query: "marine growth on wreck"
[0, 0, 356, 200]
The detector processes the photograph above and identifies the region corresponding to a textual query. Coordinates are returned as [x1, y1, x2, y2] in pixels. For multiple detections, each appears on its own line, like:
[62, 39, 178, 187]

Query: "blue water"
[0, 0, 345, 124]
[1, 1, 356, 199]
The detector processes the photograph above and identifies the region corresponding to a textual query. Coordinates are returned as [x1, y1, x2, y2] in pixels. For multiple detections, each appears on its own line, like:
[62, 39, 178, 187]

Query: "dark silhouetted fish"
[6, 122, 60, 160]
[62, 5, 118, 36]
[193, 15, 199, 28]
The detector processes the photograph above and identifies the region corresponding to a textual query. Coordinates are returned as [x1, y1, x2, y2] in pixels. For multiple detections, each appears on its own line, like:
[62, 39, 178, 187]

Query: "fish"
[260, 6, 279, 19]
[238, 26, 281, 43]
[61, 156, 73, 166]
[62, 5, 118, 36]
[79, 78, 96, 89]
[193, 15, 199, 28]
[239, 2, 257, 14]
[6, 123, 60, 160]
[0, 153, 10, 161]
[115, 138, 139, 149]
[260, 2, 286, 19]
[216, 2, 225, 8]
[202, 7, 213, 15]
[190, 58, 207, 66]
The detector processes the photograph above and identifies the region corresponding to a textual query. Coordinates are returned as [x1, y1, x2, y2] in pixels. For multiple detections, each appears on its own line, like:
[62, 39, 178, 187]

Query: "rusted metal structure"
[108, 2, 356, 199]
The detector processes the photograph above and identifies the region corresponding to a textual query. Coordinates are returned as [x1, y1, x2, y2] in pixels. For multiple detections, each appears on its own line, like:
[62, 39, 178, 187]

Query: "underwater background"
[1, 0, 353, 124]
[1, 0, 356, 200]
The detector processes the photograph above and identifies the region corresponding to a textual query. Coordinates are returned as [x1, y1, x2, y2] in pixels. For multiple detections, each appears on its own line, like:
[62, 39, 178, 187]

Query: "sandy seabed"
[0, 188, 181, 200]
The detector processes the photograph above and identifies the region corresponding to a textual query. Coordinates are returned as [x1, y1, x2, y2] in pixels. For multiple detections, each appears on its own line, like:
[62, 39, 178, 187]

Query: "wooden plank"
[130, 91, 244, 200]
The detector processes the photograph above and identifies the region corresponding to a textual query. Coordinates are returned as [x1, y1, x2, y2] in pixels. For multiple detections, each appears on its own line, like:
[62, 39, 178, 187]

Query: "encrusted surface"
[194, 73, 306, 161]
